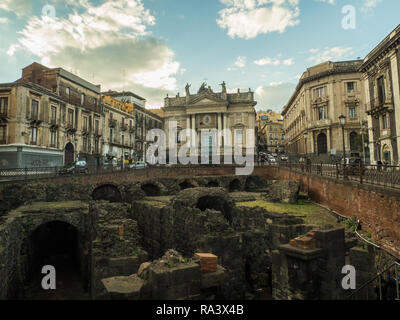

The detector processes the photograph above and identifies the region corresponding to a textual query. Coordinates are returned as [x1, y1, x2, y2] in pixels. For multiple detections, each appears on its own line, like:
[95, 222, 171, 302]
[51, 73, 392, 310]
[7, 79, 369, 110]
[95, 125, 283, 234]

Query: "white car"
[268, 157, 277, 163]
[129, 161, 148, 169]
[280, 155, 289, 161]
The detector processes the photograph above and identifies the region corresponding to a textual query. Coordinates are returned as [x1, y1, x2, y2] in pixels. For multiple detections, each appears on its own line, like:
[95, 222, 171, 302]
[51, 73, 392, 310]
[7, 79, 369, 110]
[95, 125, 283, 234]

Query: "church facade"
[162, 82, 257, 160]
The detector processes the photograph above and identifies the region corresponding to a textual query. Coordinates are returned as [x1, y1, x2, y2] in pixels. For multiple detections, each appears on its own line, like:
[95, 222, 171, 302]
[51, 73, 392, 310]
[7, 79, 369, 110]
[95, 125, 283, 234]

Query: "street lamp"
[339, 115, 346, 167]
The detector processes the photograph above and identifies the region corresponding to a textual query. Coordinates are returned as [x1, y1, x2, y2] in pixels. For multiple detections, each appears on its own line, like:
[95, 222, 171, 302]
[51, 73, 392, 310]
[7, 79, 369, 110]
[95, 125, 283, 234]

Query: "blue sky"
[0, 0, 399, 112]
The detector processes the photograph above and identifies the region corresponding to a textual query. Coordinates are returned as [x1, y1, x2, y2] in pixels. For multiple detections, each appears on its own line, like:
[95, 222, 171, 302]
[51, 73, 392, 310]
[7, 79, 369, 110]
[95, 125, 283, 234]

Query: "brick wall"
[254, 167, 400, 258]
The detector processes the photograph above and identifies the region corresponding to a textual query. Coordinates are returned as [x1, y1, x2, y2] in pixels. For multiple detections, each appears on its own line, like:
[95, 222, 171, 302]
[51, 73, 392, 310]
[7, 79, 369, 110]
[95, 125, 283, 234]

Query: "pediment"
[188, 93, 226, 106]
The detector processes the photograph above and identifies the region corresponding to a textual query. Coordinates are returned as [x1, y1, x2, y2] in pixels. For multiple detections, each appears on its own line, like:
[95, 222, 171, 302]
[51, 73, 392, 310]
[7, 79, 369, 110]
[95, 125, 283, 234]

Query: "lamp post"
[339, 115, 347, 172]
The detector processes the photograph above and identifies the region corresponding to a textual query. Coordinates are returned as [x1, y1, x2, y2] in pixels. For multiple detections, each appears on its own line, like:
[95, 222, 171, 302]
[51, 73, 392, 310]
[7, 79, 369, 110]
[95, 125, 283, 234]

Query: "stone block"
[194, 253, 218, 273]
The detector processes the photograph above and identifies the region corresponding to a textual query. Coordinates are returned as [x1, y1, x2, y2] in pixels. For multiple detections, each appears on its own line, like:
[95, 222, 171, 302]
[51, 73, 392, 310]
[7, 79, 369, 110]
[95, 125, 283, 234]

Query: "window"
[30, 127, 38, 144]
[121, 134, 125, 145]
[109, 128, 113, 142]
[0, 125, 6, 143]
[349, 107, 356, 118]
[382, 114, 387, 130]
[31, 100, 39, 119]
[316, 87, 325, 98]
[318, 107, 326, 120]
[68, 109, 74, 126]
[0, 97, 8, 115]
[83, 136, 88, 152]
[377, 76, 385, 105]
[66, 87, 70, 97]
[94, 138, 99, 153]
[347, 82, 355, 93]
[51, 106, 57, 123]
[81, 93, 85, 106]
[83, 116, 88, 132]
[130, 134, 133, 147]
[235, 129, 243, 144]
[95, 119, 99, 135]
[50, 130, 56, 146]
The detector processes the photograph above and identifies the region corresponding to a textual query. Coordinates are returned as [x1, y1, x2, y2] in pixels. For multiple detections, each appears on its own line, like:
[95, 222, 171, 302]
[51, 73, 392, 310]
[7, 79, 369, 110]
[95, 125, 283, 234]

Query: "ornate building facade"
[104, 91, 163, 162]
[282, 60, 367, 162]
[0, 62, 104, 168]
[257, 110, 285, 153]
[360, 24, 400, 166]
[162, 82, 257, 160]
[102, 95, 135, 165]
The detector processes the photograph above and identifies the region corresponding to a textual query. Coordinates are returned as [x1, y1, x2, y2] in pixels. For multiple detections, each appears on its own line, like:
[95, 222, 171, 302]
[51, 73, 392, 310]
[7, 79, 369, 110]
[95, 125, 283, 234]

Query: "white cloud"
[0, 0, 33, 17]
[0, 17, 8, 23]
[9, 0, 182, 107]
[235, 56, 247, 67]
[217, 0, 300, 39]
[255, 82, 296, 112]
[254, 56, 294, 66]
[307, 47, 353, 64]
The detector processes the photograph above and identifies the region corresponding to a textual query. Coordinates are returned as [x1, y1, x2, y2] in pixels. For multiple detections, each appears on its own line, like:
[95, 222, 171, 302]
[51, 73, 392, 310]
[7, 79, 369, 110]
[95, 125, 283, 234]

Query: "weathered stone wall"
[254, 167, 400, 258]
[130, 187, 310, 299]
[0, 201, 90, 299]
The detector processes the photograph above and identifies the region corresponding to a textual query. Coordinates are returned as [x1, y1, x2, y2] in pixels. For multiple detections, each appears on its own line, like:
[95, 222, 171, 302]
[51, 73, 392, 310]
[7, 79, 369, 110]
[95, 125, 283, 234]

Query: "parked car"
[268, 156, 277, 163]
[59, 161, 88, 175]
[280, 155, 289, 161]
[128, 161, 148, 169]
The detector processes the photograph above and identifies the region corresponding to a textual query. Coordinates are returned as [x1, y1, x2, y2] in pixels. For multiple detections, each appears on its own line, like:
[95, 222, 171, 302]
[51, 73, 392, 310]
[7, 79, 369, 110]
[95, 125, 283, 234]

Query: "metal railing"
[347, 261, 400, 300]
[260, 161, 400, 190]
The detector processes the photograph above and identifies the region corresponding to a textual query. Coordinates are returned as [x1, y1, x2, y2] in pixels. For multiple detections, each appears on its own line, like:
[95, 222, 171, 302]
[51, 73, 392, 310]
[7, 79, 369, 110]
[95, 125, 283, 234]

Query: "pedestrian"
[377, 160, 383, 172]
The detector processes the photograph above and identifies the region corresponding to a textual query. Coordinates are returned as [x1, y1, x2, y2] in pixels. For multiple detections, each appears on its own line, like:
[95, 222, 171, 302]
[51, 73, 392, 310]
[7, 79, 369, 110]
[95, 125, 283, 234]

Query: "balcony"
[109, 119, 117, 128]
[129, 126, 135, 133]
[366, 97, 394, 116]
[120, 123, 128, 131]
[66, 123, 76, 133]
[308, 119, 332, 129]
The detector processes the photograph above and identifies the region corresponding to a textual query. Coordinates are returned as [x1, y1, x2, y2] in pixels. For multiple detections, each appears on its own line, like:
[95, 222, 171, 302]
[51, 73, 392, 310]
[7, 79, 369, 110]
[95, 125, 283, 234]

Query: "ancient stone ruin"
[0, 175, 394, 300]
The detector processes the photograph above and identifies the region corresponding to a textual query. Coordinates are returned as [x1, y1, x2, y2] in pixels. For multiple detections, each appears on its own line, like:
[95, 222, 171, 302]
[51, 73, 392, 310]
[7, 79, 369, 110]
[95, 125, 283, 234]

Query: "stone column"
[186, 116, 191, 147]
[223, 113, 228, 149]
[191, 115, 196, 146]
[218, 113, 222, 148]
[327, 128, 331, 153]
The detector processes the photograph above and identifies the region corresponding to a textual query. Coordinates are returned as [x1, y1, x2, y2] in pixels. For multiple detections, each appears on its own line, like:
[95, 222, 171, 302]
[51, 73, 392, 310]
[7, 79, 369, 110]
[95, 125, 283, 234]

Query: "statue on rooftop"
[220, 81, 226, 94]
[185, 83, 191, 97]
[198, 82, 207, 94]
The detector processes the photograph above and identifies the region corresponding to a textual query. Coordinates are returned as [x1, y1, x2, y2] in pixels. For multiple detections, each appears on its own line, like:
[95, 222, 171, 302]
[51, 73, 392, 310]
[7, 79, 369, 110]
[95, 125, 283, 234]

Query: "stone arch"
[206, 180, 220, 188]
[92, 184, 123, 202]
[178, 179, 199, 190]
[141, 182, 161, 196]
[229, 179, 242, 192]
[64, 142, 75, 164]
[20, 220, 87, 299]
[196, 195, 233, 223]
[245, 176, 261, 191]
[317, 133, 328, 155]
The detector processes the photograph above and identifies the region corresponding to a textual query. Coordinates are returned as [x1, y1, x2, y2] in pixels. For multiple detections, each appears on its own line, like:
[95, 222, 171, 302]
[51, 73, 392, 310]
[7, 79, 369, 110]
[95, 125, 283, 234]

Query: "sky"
[0, 0, 399, 112]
